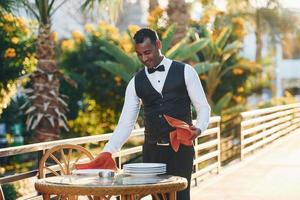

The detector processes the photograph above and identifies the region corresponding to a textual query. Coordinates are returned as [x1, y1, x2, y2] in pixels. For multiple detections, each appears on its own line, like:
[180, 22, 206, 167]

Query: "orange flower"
[72, 31, 84, 43]
[50, 32, 58, 42]
[4, 48, 16, 59]
[3, 13, 14, 22]
[61, 40, 74, 51]
[11, 37, 19, 44]
[128, 25, 140, 35]
[114, 76, 122, 86]
[16, 17, 26, 28]
[233, 68, 244, 75]
[84, 23, 94, 33]
[92, 31, 101, 37]
[233, 95, 244, 103]
[237, 87, 244, 93]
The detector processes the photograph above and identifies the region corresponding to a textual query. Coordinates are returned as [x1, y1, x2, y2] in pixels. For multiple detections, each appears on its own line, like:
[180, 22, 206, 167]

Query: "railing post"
[239, 114, 244, 161]
[194, 136, 198, 186]
[217, 119, 221, 174]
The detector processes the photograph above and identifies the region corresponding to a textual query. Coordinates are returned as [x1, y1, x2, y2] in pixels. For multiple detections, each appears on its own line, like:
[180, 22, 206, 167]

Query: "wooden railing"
[0, 116, 221, 199]
[240, 103, 300, 160]
[192, 116, 221, 183]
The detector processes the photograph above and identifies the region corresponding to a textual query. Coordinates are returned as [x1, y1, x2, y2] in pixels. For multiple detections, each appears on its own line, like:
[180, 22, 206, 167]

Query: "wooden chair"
[38, 144, 94, 200]
[38, 144, 94, 178]
[0, 185, 4, 200]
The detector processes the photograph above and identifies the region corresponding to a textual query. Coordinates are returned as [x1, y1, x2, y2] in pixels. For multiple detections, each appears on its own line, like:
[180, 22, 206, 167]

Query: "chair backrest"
[38, 144, 94, 178]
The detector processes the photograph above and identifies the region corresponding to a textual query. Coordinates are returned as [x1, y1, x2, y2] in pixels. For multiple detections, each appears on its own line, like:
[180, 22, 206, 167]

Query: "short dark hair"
[133, 28, 159, 45]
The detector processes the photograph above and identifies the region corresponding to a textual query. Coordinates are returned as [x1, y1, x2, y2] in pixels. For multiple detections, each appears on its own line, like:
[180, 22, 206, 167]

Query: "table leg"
[121, 194, 134, 200]
[42, 194, 50, 200]
[94, 196, 113, 200]
[152, 193, 168, 200]
[169, 192, 176, 200]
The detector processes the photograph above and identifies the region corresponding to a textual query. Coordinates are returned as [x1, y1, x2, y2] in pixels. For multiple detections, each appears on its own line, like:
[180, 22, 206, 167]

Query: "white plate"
[124, 171, 166, 177]
[124, 167, 166, 171]
[123, 163, 166, 169]
[124, 169, 166, 173]
[124, 171, 166, 174]
[72, 169, 114, 176]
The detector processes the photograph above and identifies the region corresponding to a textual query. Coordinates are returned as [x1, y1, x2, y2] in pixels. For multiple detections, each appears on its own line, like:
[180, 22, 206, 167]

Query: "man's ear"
[156, 40, 162, 49]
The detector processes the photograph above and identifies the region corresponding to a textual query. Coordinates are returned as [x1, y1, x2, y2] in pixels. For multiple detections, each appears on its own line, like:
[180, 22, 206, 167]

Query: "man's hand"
[189, 126, 201, 140]
[74, 152, 117, 171]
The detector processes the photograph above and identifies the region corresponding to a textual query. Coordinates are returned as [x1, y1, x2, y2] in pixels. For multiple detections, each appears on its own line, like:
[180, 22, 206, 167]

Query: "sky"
[281, 0, 300, 9]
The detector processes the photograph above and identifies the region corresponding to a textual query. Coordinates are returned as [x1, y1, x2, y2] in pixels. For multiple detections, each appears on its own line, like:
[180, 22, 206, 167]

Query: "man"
[76, 28, 211, 200]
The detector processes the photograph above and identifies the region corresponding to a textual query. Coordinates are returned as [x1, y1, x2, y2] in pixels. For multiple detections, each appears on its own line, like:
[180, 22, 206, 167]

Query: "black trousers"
[143, 142, 194, 200]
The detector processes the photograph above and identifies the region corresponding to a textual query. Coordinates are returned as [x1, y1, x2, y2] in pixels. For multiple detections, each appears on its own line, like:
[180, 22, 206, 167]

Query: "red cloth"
[164, 115, 193, 152]
[74, 152, 117, 170]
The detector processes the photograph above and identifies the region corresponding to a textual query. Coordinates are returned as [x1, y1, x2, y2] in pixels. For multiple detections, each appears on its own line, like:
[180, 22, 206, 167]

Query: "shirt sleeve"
[184, 64, 211, 132]
[103, 77, 141, 153]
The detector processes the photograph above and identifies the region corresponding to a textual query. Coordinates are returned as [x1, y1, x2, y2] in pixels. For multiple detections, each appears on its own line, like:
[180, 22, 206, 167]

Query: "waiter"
[76, 28, 211, 200]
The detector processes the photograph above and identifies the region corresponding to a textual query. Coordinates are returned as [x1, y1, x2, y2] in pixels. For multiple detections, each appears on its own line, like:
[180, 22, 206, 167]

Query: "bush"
[0, 12, 36, 115]
[2, 184, 18, 200]
[59, 22, 132, 136]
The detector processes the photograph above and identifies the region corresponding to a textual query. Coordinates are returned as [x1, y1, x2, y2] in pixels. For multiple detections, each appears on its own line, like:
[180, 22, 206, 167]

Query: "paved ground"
[190, 129, 300, 200]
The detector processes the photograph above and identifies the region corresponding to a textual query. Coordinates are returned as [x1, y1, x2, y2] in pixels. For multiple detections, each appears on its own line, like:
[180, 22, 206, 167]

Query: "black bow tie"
[147, 65, 165, 74]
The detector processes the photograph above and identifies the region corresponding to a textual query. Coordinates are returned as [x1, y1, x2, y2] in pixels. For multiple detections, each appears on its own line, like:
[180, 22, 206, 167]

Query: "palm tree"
[167, 0, 190, 45]
[9, 0, 121, 142]
[226, 0, 300, 62]
[148, 0, 159, 12]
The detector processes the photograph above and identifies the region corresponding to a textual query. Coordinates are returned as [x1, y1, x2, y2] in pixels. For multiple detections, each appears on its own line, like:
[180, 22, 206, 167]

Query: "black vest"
[135, 61, 192, 141]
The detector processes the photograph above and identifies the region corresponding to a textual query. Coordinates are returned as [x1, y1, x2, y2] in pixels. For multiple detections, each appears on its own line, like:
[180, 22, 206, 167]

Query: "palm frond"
[95, 61, 132, 82]
[161, 24, 176, 54]
[215, 27, 232, 49]
[194, 62, 219, 74]
[174, 38, 209, 61]
[213, 92, 233, 115]
[98, 39, 138, 72]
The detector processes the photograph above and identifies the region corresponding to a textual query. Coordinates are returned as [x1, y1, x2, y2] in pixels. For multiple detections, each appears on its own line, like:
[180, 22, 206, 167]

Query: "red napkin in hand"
[74, 152, 117, 171]
[164, 115, 193, 152]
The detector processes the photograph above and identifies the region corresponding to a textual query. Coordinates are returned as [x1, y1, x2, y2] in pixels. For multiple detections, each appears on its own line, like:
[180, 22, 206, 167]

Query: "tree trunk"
[167, 0, 190, 45]
[148, 0, 159, 12]
[30, 24, 65, 142]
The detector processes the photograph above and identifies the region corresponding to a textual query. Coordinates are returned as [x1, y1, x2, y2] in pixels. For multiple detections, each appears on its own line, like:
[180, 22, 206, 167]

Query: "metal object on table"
[98, 170, 115, 178]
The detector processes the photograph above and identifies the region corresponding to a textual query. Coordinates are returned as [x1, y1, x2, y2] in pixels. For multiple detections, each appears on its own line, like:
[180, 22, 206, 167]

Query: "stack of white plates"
[123, 163, 166, 177]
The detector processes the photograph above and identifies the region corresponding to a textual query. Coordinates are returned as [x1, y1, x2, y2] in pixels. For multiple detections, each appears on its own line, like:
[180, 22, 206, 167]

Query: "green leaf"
[165, 31, 191, 59]
[95, 61, 132, 83]
[223, 41, 243, 54]
[189, 54, 200, 63]
[98, 39, 136, 69]
[161, 24, 176, 54]
[213, 92, 233, 114]
[131, 54, 143, 70]
[215, 27, 232, 49]
[194, 62, 219, 74]
[175, 38, 209, 61]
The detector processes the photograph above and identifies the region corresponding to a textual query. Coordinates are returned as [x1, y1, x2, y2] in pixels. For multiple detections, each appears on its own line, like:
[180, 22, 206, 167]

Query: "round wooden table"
[35, 174, 187, 200]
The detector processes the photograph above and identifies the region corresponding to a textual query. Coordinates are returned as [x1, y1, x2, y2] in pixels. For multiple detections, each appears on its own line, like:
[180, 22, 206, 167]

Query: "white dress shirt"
[103, 57, 211, 153]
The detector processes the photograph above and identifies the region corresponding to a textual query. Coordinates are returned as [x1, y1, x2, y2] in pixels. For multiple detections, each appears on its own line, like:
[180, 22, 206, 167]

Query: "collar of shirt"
[144, 56, 172, 76]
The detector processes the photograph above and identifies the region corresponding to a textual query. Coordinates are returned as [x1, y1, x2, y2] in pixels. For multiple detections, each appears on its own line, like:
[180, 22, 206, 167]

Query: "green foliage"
[59, 22, 129, 136]
[95, 27, 209, 83]
[67, 98, 117, 136]
[192, 24, 261, 114]
[2, 184, 18, 200]
[161, 24, 176, 54]
[257, 93, 297, 109]
[0, 12, 36, 116]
